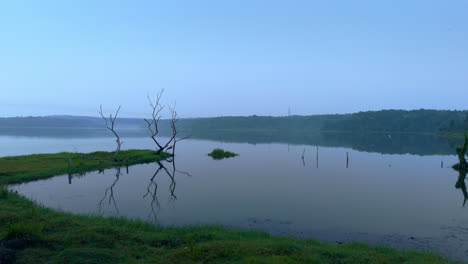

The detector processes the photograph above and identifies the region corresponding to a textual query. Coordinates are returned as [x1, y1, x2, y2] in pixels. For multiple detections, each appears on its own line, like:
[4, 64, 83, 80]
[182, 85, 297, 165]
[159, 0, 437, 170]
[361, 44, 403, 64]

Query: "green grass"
[0, 149, 170, 185]
[0, 190, 458, 264]
[208, 148, 239, 160]
[0, 150, 462, 263]
[440, 131, 466, 139]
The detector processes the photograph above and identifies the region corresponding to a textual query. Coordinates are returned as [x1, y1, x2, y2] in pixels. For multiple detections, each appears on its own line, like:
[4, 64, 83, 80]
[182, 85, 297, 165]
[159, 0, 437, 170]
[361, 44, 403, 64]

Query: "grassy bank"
[0, 190, 456, 264]
[440, 131, 466, 139]
[0, 150, 170, 185]
[0, 150, 460, 263]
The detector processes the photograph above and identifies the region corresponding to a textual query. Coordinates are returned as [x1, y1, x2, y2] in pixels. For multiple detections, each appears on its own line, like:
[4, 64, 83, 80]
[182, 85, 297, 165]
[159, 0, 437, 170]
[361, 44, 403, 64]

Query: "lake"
[2, 132, 467, 261]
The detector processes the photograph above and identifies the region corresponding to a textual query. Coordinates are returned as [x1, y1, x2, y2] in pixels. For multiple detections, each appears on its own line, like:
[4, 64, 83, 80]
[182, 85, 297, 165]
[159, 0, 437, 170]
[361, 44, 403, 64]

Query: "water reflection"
[455, 170, 467, 207]
[72, 157, 192, 221]
[141, 158, 192, 223]
[0, 128, 463, 156]
[143, 162, 164, 223]
[68, 171, 90, 184]
[301, 148, 305, 166]
[98, 167, 122, 214]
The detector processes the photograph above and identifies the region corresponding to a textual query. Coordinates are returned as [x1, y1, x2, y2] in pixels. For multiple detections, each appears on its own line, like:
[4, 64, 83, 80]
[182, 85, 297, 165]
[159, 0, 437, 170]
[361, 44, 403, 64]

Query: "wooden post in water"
[68, 157, 73, 184]
[346, 152, 349, 168]
[302, 148, 306, 166]
[441, 160, 444, 168]
[316, 146, 319, 168]
[125, 156, 129, 174]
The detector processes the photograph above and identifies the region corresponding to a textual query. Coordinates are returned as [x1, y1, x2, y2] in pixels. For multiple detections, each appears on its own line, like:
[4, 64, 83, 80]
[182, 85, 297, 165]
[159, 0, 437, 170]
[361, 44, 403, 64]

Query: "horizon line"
[1, 108, 467, 120]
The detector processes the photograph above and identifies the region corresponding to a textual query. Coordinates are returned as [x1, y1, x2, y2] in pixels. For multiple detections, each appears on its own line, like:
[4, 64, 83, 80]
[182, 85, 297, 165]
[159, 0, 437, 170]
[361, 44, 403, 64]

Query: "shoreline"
[0, 150, 463, 263]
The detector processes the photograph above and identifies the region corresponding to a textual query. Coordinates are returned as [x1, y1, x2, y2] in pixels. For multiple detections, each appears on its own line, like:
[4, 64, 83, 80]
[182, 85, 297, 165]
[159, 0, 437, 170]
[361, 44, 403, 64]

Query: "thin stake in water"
[346, 152, 349, 168]
[316, 146, 319, 168]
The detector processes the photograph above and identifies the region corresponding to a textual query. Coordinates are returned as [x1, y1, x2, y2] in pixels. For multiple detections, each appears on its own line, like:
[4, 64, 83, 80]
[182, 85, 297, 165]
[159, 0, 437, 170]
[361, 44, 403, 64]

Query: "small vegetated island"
[208, 148, 239, 160]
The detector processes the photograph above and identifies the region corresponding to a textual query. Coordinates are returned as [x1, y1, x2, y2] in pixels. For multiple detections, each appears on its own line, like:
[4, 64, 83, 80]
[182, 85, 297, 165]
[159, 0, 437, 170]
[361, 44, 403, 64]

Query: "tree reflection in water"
[143, 158, 192, 224]
[455, 169, 467, 207]
[98, 167, 122, 214]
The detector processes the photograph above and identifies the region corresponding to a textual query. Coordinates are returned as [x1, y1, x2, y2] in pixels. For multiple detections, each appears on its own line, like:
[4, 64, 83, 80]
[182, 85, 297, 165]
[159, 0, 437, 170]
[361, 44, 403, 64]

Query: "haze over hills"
[1, 109, 466, 156]
[1, 109, 467, 133]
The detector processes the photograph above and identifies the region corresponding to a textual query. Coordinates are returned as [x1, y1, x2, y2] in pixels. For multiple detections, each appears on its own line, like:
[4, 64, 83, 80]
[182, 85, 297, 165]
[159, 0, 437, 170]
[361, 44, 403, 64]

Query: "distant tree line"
[440, 112, 468, 133]
[322, 109, 468, 133]
[1, 109, 467, 135]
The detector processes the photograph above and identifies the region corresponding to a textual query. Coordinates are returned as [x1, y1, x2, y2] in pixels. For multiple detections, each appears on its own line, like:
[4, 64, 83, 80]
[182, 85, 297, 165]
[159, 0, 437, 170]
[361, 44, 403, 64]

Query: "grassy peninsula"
[0, 150, 170, 185]
[0, 150, 459, 264]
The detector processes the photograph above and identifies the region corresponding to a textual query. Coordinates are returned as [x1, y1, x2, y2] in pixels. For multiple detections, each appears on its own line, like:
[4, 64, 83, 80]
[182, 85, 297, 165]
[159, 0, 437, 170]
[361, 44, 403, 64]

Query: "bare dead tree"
[99, 105, 123, 156]
[167, 105, 191, 156]
[144, 90, 167, 154]
[155, 104, 178, 153]
[144, 91, 189, 155]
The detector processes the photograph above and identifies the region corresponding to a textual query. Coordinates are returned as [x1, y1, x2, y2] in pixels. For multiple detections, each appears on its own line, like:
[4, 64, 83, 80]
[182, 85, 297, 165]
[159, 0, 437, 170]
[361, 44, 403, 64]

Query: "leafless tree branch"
[145, 90, 187, 156]
[145, 90, 169, 153]
[99, 105, 123, 156]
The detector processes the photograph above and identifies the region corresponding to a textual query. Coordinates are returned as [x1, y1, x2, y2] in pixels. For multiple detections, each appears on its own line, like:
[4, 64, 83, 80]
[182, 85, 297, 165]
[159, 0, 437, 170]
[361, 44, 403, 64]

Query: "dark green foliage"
[0, 248, 16, 264]
[5, 222, 45, 241]
[55, 247, 120, 264]
[0, 186, 8, 199]
[208, 149, 238, 160]
[0, 220, 46, 263]
[442, 113, 468, 133]
[455, 170, 467, 206]
[454, 132, 468, 171]
[185, 114, 348, 138]
[179, 109, 468, 137]
[323, 109, 468, 133]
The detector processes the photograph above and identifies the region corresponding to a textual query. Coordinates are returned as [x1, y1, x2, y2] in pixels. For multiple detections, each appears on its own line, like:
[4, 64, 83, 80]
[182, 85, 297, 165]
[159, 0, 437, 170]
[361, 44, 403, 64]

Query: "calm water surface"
[2, 134, 467, 261]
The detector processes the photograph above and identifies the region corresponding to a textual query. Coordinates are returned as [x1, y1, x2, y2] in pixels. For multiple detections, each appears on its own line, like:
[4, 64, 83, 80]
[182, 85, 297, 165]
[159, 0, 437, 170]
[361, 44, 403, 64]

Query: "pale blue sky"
[1, 0, 467, 118]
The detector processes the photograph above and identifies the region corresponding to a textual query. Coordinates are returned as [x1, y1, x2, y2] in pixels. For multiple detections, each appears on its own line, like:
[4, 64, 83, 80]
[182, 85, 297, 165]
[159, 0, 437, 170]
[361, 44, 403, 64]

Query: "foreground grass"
[0, 150, 170, 185]
[0, 150, 460, 263]
[0, 190, 457, 264]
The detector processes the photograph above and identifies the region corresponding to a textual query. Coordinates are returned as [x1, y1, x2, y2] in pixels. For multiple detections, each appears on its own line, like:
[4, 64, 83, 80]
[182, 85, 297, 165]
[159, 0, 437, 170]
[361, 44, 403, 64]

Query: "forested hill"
[322, 109, 468, 133]
[0, 109, 467, 135]
[0, 116, 142, 128]
[183, 109, 468, 135]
